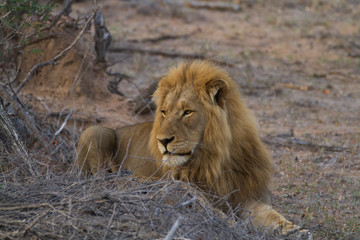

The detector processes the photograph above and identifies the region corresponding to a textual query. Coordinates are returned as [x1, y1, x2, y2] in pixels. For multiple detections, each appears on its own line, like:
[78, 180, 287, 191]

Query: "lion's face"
[156, 88, 206, 167]
[151, 61, 232, 168]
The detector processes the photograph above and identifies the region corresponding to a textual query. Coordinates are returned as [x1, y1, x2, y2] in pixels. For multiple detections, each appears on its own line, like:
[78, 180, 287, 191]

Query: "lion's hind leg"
[75, 126, 118, 175]
[246, 202, 312, 239]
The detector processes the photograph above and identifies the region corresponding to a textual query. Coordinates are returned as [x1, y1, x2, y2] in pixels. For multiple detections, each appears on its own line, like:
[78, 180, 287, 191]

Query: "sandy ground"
[16, 0, 360, 238]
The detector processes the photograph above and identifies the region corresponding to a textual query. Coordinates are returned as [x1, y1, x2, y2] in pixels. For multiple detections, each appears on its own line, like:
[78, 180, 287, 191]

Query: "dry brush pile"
[0, 170, 277, 240]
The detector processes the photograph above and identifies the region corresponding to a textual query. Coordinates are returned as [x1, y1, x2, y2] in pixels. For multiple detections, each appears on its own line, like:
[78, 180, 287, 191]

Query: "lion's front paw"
[287, 229, 313, 240]
[278, 223, 312, 240]
[296, 229, 313, 240]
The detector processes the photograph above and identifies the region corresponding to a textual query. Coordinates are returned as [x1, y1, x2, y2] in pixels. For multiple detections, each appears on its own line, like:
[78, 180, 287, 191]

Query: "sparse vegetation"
[1, 0, 359, 239]
[0, 0, 55, 65]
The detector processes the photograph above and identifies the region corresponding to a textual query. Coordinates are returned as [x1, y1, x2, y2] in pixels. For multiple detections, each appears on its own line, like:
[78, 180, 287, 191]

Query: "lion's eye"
[161, 110, 166, 117]
[182, 110, 193, 117]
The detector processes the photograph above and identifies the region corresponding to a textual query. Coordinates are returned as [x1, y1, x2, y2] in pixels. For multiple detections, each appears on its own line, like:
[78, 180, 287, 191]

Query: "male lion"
[75, 60, 310, 238]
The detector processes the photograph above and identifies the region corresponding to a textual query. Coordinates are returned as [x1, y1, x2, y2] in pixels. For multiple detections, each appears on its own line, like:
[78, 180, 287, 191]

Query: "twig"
[118, 137, 132, 174]
[105, 70, 133, 97]
[181, 195, 197, 206]
[67, 46, 92, 98]
[25, 32, 59, 46]
[164, 215, 184, 240]
[105, 68, 134, 80]
[54, 110, 73, 136]
[43, 0, 72, 31]
[22, 211, 49, 237]
[16, 9, 98, 94]
[103, 204, 117, 240]
[0, 11, 11, 21]
[107, 78, 125, 97]
[23, 0, 68, 41]
[0, 203, 52, 211]
[131, 82, 157, 115]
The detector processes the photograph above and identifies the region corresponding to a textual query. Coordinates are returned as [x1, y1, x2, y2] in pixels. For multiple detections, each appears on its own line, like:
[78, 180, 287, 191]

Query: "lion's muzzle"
[157, 137, 193, 167]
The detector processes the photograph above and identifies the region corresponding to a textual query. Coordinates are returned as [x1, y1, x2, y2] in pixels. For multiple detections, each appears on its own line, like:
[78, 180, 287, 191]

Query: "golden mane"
[150, 60, 273, 206]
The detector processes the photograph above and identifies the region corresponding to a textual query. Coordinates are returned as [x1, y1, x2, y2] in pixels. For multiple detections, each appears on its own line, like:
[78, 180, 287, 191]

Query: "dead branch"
[130, 82, 157, 115]
[290, 138, 352, 153]
[186, 1, 242, 11]
[94, 11, 112, 63]
[110, 44, 204, 58]
[45, 111, 105, 123]
[109, 45, 234, 66]
[105, 70, 133, 97]
[45, 111, 72, 119]
[263, 136, 352, 153]
[128, 33, 191, 44]
[16, 9, 98, 95]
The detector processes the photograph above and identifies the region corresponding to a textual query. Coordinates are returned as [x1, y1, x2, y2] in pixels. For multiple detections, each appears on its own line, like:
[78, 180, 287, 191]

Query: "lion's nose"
[158, 136, 174, 149]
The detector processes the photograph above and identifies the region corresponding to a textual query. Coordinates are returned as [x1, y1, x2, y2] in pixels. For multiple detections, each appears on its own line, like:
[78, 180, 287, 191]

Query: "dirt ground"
[14, 0, 360, 239]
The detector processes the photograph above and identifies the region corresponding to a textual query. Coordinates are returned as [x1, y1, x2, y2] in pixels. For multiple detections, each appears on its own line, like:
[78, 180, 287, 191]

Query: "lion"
[75, 60, 311, 238]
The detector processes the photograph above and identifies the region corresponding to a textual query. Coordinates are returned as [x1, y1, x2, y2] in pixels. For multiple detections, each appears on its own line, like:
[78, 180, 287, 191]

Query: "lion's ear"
[205, 79, 228, 108]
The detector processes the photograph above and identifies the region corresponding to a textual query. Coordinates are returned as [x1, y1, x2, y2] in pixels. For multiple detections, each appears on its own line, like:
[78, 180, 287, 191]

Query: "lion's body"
[76, 123, 160, 177]
[75, 61, 310, 237]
